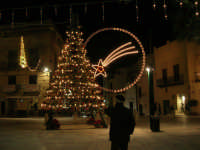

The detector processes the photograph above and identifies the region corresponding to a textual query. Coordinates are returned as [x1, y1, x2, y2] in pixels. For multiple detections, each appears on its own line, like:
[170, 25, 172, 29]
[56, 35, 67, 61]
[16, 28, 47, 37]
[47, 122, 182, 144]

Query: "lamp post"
[146, 67, 157, 132]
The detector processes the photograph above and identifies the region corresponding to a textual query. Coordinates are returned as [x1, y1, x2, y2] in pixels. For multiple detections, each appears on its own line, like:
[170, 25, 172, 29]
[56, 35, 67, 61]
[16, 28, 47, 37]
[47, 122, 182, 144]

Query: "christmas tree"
[45, 30, 105, 113]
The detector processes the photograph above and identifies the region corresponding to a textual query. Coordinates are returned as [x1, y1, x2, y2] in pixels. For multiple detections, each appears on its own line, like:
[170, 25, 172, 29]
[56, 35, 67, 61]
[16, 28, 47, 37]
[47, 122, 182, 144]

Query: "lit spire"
[19, 36, 28, 68]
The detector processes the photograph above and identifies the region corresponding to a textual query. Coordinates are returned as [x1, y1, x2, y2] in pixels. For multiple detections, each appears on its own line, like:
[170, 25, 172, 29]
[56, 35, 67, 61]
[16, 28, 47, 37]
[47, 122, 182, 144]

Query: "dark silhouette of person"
[46, 113, 60, 130]
[107, 94, 135, 150]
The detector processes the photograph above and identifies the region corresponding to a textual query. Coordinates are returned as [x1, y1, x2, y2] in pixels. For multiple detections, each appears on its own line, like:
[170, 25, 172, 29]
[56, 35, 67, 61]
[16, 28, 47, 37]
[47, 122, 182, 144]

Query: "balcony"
[156, 75, 184, 87]
[22, 84, 39, 92]
[2, 84, 39, 93]
[2, 85, 16, 93]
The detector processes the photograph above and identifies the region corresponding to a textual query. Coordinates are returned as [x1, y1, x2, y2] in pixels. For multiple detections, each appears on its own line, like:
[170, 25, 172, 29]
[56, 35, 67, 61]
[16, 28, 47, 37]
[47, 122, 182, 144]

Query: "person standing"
[107, 94, 136, 150]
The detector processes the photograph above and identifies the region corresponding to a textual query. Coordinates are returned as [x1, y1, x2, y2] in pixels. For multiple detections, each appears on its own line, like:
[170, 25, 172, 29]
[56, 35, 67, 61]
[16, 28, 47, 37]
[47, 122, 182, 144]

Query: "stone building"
[0, 23, 63, 116]
[104, 67, 137, 113]
[154, 40, 200, 115]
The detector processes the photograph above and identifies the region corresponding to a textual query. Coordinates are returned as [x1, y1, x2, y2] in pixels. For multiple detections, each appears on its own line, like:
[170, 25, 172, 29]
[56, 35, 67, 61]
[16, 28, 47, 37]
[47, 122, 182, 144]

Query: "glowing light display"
[19, 35, 41, 72]
[84, 27, 146, 93]
[92, 59, 107, 78]
[92, 42, 138, 78]
[19, 36, 28, 68]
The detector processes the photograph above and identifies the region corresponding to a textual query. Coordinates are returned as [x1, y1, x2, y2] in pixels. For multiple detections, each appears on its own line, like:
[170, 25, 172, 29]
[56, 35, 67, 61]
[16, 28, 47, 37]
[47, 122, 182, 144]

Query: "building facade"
[104, 67, 137, 113]
[154, 40, 200, 115]
[0, 24, 63, 116]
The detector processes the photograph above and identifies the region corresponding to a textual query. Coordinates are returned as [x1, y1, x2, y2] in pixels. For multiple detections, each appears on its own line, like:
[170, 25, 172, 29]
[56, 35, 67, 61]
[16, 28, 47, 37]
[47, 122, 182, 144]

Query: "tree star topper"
[92, 59, 107, 78]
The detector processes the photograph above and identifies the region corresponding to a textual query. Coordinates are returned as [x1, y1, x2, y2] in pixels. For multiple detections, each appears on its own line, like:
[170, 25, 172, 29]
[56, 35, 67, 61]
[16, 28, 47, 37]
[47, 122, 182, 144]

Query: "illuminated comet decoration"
[92, 42, 138, 78]
[84, 27, 146, 93]
[19, 36, 28, 68]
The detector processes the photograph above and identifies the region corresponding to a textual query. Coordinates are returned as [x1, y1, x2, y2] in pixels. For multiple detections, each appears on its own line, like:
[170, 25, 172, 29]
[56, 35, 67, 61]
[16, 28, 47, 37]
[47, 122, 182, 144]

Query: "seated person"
[46, 115, 60, 130]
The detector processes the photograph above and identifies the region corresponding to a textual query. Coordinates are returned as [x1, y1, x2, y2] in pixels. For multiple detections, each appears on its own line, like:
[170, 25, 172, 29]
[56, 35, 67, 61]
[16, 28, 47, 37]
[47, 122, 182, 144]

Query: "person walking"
[107, 94, 136, 150]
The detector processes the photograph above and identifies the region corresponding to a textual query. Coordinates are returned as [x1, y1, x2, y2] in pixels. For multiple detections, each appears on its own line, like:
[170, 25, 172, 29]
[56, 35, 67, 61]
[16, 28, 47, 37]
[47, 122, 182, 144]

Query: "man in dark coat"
[108, 94, 135, 150]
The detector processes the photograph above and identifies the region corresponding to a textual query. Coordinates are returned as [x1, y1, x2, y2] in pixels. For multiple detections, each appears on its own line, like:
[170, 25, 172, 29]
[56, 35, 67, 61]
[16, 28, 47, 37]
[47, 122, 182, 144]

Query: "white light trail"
[103, 50, 138, 67]
[103, 42, 132, 63]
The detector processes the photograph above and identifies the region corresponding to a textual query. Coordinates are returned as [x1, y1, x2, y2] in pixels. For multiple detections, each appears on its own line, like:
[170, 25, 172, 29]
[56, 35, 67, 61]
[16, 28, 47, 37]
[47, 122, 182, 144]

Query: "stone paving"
[0, 116, 200, 150]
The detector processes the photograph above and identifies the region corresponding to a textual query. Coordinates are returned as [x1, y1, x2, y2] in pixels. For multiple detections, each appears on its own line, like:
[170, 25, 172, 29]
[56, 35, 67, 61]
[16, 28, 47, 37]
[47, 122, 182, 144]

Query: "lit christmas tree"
[45, 30, 105, 113]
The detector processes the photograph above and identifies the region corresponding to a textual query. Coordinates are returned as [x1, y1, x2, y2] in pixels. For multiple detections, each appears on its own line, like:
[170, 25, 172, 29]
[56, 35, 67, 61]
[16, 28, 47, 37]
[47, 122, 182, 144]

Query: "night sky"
[0, 0, 198, 64]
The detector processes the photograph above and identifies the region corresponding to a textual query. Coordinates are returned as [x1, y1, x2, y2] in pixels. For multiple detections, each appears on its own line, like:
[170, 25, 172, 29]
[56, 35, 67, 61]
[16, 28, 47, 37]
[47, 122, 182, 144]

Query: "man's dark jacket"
[107, 103, 135, 143]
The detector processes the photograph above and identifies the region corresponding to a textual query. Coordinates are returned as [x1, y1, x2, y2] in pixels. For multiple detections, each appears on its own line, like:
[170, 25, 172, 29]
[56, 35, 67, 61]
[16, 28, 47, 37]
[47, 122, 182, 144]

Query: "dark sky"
[0, 0, 173, 42]
[0, 0, 196, 61]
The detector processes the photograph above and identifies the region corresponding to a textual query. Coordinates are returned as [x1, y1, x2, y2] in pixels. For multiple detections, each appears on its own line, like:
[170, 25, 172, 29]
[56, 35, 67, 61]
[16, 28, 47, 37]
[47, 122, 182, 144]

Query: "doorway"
[176, 95, 185, 115]
[7, 99, 16, 116]
[163, 100, 170, 115]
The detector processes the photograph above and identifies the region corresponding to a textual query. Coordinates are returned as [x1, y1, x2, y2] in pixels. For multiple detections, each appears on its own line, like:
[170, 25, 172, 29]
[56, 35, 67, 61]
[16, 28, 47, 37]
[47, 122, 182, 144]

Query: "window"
[8, 75, 16, 85]
[162, 69, 167, 81]
[27, 49, 39, 68]
[8, 50, 18, 70]
[29, 75, 37, 84]
[173, 64, 180, 81]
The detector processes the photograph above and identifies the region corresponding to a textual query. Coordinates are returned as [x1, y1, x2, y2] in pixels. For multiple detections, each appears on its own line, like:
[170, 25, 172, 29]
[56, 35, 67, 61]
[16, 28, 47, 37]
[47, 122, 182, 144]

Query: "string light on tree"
[45, 30, 105, 111]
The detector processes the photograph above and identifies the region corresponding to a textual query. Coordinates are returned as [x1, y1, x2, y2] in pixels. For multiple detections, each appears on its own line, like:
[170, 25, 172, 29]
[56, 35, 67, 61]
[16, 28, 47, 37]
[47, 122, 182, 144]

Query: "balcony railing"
[156, 75, 184, 87]
[21, 84, 39, 92]
[2, 85, 16, 92]
[2, 84, 39, 93]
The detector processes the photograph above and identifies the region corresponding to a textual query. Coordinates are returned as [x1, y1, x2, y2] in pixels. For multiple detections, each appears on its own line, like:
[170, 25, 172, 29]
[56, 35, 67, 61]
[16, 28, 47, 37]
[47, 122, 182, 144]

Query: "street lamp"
[43, 67, 49, 72]
[146, 66, 159, 132]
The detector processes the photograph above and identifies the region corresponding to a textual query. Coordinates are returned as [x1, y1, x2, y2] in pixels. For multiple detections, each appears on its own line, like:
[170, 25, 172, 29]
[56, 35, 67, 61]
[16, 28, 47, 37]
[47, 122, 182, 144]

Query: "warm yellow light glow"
[43, 67, 49, 72]
[19, 35, 41, 72]
[146, 67, 150, 73]
[19, 36, 28, 68]
[182, 96, 185, 102]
